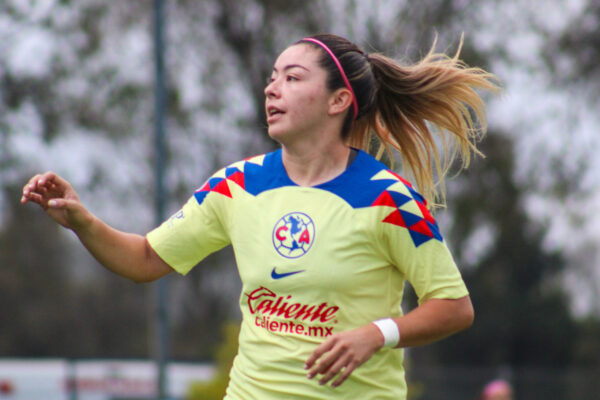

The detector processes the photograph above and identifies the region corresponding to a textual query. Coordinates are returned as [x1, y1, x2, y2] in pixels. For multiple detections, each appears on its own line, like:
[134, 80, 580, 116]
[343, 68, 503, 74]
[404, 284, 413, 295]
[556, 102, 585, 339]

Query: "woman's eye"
[286, 75, 298, 82]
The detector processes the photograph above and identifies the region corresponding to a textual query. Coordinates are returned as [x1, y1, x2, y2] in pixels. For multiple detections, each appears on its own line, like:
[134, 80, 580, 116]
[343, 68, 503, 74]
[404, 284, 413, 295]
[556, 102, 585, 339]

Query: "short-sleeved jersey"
[147, 149, 468, 400]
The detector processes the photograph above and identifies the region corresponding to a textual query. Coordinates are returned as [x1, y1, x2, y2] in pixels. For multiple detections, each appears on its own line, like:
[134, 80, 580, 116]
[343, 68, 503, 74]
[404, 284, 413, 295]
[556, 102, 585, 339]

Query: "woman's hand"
[21, 171, 173, 282]
[304, 323, 384, 388]
[21, 171, 92, 231]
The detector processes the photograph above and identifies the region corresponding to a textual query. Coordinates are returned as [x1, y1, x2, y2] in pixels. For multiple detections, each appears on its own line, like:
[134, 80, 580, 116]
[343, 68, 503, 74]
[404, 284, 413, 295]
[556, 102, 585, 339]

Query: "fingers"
[21, 191, 44, 206]
[317, 352, 355, 387]
[21, 171, 71, 205]
[21, 174, 41, 204]
[306, 337, 357, 387]
[21, 171, 89, 230]
[46, 198, 72, 209]
[306, 340, 344, 381]
[37, 172, 70, 191]
[330, 357, 357, 387]
[304, 339, 333, 371]
[305, 324, 383, 388]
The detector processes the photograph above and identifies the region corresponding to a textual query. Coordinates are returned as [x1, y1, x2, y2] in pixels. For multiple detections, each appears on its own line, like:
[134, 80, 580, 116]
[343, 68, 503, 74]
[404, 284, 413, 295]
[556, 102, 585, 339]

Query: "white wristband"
[372, 318, 400, 348]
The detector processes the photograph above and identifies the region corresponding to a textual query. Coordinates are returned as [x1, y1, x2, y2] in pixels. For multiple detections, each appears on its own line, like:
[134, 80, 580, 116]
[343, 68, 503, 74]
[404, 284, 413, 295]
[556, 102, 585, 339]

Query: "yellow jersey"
[147, 149, 468, 399]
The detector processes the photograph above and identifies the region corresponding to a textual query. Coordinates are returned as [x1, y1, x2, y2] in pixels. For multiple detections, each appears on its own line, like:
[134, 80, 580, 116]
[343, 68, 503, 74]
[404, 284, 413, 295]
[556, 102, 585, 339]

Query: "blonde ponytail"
[302, 34, 500, 208]
[348, 42, 500, 208]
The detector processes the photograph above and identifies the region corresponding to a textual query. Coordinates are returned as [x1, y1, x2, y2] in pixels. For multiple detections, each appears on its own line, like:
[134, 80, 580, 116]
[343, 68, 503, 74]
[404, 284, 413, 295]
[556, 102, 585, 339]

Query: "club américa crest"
[272, 212, 315, 258]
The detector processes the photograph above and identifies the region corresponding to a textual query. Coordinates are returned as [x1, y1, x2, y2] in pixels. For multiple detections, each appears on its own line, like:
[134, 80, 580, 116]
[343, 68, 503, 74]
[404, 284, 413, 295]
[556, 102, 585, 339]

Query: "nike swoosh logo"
[271, 267, 305, 280]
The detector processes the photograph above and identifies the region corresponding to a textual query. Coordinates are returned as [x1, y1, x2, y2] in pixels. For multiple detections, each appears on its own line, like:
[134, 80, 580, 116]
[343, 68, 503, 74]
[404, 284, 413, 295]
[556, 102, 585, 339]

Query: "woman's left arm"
[394, 295, 474, 347]
[304, 295, 474, 387]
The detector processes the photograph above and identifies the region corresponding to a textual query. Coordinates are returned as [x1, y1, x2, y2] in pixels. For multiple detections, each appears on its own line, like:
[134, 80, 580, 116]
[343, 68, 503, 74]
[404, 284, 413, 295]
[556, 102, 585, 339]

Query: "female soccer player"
[22, 34, 498, 399]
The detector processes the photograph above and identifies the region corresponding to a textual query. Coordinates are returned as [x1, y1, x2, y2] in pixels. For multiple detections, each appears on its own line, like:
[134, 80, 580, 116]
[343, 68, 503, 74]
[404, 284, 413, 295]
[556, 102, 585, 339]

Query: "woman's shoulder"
[322, 149, 420, 208]
[195, 149, 292, 200]
[351, 151, 442, 246]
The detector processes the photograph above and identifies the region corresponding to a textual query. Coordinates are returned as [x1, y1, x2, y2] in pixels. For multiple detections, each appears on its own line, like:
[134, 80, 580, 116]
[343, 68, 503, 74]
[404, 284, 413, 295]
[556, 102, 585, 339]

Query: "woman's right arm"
[21, 172, 173, 282]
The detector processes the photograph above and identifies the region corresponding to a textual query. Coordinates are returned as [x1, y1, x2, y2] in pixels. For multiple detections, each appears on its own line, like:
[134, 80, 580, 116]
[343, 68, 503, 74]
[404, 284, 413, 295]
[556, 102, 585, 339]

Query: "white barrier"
[0, 359, 214, 400]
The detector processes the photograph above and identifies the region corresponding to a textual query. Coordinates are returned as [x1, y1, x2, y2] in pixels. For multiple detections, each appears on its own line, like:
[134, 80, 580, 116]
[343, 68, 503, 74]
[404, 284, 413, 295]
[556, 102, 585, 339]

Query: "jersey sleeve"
[387, 229, 468, 303]
[146, 186, 231, 276]
[374, 188, 468, 303]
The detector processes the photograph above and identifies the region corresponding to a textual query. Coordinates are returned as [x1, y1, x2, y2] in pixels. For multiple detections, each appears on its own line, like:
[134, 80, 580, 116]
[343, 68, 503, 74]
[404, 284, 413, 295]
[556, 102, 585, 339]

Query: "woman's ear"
[328, 88, 354, 116]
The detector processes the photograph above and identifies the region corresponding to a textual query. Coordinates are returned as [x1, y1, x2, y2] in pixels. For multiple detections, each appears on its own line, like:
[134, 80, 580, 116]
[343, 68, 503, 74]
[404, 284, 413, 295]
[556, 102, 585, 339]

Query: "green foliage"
[187, 322, 240, 400]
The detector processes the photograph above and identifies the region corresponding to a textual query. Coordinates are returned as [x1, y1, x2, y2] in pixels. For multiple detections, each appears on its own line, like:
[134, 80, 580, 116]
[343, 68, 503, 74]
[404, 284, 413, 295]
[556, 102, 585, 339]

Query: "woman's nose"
[264, 79, 280, 98]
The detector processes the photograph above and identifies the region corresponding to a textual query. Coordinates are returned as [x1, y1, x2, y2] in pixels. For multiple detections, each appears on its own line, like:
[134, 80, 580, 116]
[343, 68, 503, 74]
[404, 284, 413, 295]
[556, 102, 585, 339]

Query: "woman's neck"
[281, 140, 351, 187]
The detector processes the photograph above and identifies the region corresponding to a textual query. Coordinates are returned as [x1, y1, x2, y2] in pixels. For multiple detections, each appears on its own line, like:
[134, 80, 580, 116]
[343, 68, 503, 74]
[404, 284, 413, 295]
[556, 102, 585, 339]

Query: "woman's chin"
[267, 126, 287, 142]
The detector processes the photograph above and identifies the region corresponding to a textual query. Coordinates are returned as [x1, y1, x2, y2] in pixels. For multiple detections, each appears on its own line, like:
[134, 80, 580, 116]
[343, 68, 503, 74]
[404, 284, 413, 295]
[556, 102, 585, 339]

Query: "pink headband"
[302, 37, 359, 119]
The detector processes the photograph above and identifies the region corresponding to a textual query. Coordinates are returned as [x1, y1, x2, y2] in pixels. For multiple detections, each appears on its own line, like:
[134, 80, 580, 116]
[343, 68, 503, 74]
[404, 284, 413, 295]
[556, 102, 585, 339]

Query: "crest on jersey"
[272, 212, 315, 258]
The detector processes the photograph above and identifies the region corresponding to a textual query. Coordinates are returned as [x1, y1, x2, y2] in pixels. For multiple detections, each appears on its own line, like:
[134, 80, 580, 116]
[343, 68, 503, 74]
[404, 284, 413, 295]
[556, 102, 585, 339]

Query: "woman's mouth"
[267, 106, 285, 123]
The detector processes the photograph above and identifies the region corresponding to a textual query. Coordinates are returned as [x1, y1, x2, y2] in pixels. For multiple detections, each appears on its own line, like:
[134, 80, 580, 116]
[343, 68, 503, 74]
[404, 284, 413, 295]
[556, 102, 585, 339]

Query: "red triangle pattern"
[382, 209, 407, 227]
[416, 200, 435, 224]
[409, 219, 433, 237]
[199, 181, 211, 192]
[227, 171, 245, 189]
[212, 179, 232, 198]
[372, 191, 397, 208]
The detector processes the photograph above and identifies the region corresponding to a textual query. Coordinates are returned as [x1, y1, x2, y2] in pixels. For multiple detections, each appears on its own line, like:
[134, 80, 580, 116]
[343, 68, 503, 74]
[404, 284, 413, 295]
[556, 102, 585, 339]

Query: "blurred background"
[1, 0, 599, 399]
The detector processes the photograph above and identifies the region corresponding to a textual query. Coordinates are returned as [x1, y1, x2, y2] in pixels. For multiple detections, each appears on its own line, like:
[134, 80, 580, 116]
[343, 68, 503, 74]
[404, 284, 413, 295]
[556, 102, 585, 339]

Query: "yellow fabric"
[147, 150, 468, 399]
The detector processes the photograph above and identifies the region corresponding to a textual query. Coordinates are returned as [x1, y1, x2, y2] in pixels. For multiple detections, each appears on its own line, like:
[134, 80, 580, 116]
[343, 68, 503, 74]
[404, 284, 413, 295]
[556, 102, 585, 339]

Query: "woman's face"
[264, 44, 333, 144]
